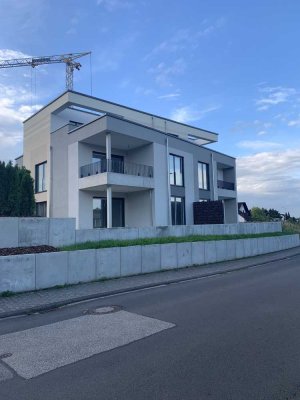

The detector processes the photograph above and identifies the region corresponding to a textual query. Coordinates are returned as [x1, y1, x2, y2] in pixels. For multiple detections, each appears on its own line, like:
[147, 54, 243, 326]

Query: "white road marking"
[0, 310, 174, 380]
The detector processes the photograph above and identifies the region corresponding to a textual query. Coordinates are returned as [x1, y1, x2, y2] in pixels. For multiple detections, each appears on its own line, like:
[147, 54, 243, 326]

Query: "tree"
[0, 161, 35, 217]
[267, 208, 282, 220]
[250, 207, 270, 222]
[19, 170, 35, 217]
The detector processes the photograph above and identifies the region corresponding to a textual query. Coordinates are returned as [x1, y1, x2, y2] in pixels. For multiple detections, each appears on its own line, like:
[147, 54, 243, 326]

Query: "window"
[171, 196, 186, 225]
[93, 197, 125, 228]
[198, 162, 209, 190]
[92, 152, 124, 173]
[169, 154, 184, 186]
[36, 201, 47, 217]
[35, 162, 46, 193]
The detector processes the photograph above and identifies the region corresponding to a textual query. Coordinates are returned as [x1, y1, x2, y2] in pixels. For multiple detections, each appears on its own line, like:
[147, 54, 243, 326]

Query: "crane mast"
[0, 51, 91, 91]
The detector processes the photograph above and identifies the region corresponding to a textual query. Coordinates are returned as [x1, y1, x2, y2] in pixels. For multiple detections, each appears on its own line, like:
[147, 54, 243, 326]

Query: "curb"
[1, 249, 299, 320]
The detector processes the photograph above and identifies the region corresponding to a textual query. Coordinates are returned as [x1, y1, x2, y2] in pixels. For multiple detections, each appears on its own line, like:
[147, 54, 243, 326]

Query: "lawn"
[61, 231, 291, 251]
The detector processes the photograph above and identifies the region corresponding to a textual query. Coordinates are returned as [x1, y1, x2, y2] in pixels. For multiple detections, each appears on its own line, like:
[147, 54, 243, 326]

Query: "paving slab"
[0, 310, 174, 379]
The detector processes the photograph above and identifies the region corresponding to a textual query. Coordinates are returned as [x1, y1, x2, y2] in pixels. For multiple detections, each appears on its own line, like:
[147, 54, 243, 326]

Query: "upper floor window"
[35, 162, 46, 193]
[198, 162, 209, 190]
[169, 154, 184, 186]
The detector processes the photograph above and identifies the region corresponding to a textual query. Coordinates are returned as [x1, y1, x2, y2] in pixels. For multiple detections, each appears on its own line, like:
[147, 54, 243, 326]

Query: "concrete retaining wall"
[0, 218, 282, 249]
[0, 234, 299, 294]
[75, 222, 282, 244]
[0, 218, 76, 248]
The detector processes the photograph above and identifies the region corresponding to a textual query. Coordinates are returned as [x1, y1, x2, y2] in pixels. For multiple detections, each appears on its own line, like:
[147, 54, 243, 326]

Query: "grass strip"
[61, 231, 292, 251]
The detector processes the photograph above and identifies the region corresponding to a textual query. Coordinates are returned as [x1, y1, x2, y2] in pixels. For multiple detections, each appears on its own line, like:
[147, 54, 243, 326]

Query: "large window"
[36, 201, 47, 217]
[171, 196, 186, 225]
[35, 162, 46, 193]
[93, 197, 125, 228]
[198, 162, 209, 190]
[169, 154, 184, 186]
[92, 152, 124, 173]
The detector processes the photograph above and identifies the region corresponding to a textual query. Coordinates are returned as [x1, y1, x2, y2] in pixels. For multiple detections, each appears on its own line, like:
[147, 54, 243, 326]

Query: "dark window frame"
[171, 196, 186, 225]
[93, 197, 125, 228]
[36, 201, 47, 217]
[169, 153, 184, 187]
[198, 162, 209, 190]
[35, 161, 47, 193]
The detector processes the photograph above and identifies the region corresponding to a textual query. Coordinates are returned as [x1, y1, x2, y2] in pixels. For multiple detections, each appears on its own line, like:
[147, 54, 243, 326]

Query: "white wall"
[125, 190, 153, 227]
[152, 142, 169, 226]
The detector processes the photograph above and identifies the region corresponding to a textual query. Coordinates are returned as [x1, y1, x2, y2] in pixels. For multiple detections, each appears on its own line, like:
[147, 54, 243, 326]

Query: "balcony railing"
[217, 180, 235, 190]
[80, 159, 153, 179]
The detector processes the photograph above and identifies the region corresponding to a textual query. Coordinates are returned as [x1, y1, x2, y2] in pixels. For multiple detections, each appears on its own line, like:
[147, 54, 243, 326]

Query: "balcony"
[217, 180, 235, 191]
[80, 159, 153, 179]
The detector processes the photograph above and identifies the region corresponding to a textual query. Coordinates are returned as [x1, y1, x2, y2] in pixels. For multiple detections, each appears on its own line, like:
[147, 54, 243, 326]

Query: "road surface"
[0, 254, 300, 399]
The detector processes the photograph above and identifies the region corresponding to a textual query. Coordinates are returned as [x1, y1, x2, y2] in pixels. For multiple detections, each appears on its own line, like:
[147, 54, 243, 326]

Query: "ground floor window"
[93, 197, 125, 228]
[171, 196, 185, 225]
[36, 201, 47, 217]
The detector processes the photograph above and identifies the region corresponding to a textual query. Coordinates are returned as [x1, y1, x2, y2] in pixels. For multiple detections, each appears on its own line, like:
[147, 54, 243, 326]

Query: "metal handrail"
[217, 180, 235, 190]
[80, 159, 153, 178]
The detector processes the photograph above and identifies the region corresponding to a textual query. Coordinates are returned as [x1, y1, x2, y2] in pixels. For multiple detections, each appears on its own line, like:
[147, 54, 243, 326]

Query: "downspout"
[166, 137, 171, 225]
[49, 146, 53, 217]
[211, 152, 216, 201]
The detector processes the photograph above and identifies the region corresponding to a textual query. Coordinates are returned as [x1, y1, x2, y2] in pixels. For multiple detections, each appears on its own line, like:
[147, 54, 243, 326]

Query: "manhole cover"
[84, 306, 121, 315]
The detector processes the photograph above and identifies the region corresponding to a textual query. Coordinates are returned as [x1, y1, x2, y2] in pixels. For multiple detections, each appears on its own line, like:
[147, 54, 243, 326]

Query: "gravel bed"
[0, 246, 59, 256]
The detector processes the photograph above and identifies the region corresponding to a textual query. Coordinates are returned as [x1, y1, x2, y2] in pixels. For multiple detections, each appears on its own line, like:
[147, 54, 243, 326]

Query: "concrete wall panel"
[36, 252, 68, 289]
[204, 241, 217, 264]
[0, 254, 35, 293]
[120, 246, 142, 276]
[68, 250, 96, 284]
[161, 243, 178, 270]
[177, 242, 192, 268]
[0, 218, 18, 248]
[215, 240, 228, 262]
[141, 244, 161, 273]
[19, 218, 49, 246]
[96, 247, 121, 279]
[49, 218, 76, 247]
[191, 242, 205, 265]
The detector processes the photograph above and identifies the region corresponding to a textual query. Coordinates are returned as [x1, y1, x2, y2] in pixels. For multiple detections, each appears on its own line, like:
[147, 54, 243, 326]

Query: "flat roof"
[23, 90, 219, 145]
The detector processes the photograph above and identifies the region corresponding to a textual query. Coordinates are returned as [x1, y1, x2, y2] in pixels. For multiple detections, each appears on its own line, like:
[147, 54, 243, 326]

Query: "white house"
[18, 91, 238, 229]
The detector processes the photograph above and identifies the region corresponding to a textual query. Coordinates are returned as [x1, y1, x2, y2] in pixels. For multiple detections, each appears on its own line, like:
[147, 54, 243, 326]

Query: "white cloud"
[170, 105, 220, 123]
[96, 0, 132, 11]
[237, 148, 300, 216]
[158, 93, 180, 100]
[256, 86, 296, 111]
[0, 49, 31, 60]
[237, 140, 282, 150]
[288, 117, 300, 127]
[257, 130, 267, 136]
[0, 83, 42, 161]
[144, 18, 225, 60]
[148, 59, 186, 87]
[135, 86, 155, 96]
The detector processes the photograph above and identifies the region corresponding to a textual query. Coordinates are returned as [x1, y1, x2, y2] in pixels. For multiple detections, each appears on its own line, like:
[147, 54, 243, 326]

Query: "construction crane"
[0, 51, 91, 91]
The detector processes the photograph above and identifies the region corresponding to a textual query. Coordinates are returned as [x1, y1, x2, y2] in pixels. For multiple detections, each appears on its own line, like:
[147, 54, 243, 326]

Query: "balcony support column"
[106, 132, 111, 172]
[106, 185, 112, 228]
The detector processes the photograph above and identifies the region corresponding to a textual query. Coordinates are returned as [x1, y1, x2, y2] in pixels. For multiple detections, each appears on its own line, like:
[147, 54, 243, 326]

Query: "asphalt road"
[1, 254, 300, 399]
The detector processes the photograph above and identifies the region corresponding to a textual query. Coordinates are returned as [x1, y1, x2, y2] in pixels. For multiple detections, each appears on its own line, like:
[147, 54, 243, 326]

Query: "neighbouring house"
[238, 202, 251, 222]
[17, 91, 238, 229]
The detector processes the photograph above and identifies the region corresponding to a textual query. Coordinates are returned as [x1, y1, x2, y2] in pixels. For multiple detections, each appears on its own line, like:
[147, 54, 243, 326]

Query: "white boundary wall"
[0, 217, 282, 248]
[0, 234, 299, 293]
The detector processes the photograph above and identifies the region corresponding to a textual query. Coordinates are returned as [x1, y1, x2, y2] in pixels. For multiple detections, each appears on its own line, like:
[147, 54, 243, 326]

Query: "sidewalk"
[1, 246, 300, 319]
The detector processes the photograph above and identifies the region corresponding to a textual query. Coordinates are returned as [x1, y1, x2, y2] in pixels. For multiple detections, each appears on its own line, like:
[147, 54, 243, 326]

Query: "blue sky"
[0, 0, 300, 215]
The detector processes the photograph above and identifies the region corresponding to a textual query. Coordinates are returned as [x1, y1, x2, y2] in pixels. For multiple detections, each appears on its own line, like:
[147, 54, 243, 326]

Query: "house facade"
[20, 91, 238, 229]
